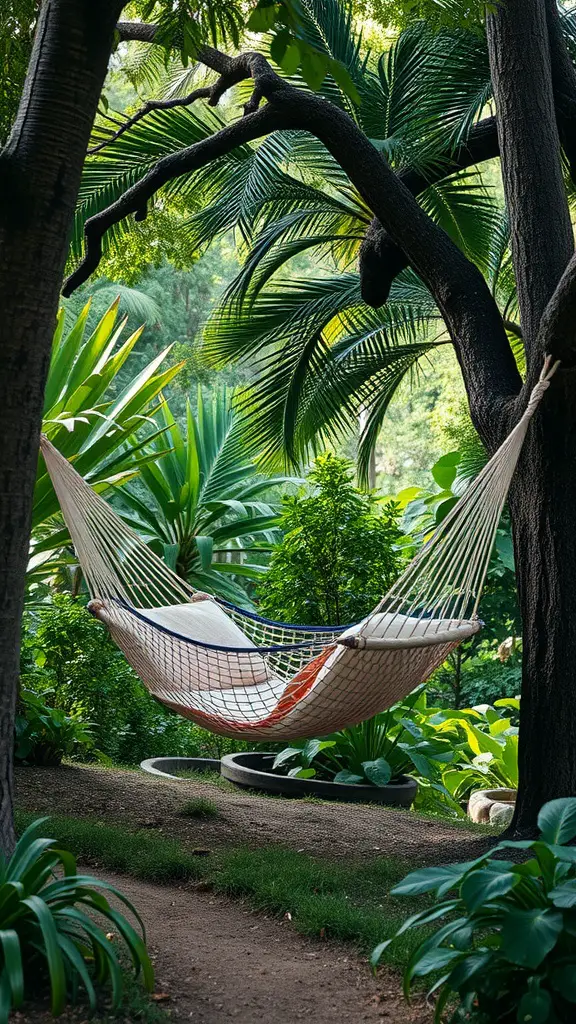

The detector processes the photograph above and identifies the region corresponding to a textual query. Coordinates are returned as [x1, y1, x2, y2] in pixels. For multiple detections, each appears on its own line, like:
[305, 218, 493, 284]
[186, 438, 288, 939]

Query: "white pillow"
[140, 599, 258, 648]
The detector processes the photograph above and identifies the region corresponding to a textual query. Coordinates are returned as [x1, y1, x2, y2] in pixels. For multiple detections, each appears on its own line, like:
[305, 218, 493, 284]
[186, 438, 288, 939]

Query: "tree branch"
[116, 21, 158, 44]
[88, 87, 213, 154]
[67, 47, 521, 434]
[538, 251, 576, 365]
[359, 116, 499, 308]
[63, 102, 283, 295]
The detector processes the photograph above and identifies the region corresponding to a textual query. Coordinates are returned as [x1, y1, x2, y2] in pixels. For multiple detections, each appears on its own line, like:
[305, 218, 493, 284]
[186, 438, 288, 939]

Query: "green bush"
[257, 452, 402, 626]
[375, 798, 576, 1023]
[272, 690, 456, 803]
[21, 596, 252, 765]
[0, 818, 153, 1021]
[15, 688, 93, 766]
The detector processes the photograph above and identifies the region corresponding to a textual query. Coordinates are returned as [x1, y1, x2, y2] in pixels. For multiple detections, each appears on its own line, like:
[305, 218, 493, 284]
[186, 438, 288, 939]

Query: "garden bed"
[221, 752, 418, 806]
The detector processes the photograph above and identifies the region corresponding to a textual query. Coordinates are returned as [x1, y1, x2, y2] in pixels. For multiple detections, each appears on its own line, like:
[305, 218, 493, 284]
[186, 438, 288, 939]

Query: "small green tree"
[258, 453, 402, 626]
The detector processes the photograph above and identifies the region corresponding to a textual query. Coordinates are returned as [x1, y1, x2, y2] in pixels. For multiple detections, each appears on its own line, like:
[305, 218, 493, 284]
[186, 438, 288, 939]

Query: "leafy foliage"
[374, 798, 576, 1023]
[114, 389, 292, 605]
[14, 689, 93, 767]
[0, 817, 153, 1021]
[21, 596, 254, 764]
[0, 0, 36, 144]
[257, 453, 402, 625]
[30, 298, 181, 595]
[273, 688, 456, 797]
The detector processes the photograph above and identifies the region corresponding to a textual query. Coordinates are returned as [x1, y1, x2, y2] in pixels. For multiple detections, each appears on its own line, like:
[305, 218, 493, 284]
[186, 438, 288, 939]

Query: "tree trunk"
[485, 0, 575, 833]
[0, 0, 121, 855]
[509, 376, 576, 831]
[486, 0, 573, 350]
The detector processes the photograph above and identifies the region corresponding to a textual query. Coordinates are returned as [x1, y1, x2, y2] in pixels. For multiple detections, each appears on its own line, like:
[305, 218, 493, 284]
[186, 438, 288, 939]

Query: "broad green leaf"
[517, 987, 552, 1023]
[501, 909, 563, 968]
[431, 452, 460, 490]
[538, 798, 576, 845]
[461, 867, 519, 912]
[362, 758, 392, 787]
[333, 770, 364, 784]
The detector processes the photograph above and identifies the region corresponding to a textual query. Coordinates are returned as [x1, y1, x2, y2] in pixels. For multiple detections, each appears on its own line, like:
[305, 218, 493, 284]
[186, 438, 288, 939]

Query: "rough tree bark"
[484, 0, 576, 834]
[0, 0, 122, 854]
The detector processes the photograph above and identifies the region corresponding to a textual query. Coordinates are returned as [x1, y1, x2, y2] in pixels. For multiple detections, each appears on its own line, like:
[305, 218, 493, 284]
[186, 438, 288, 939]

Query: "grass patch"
[179, 796, 220, 819]
[16, 809, 423, 967]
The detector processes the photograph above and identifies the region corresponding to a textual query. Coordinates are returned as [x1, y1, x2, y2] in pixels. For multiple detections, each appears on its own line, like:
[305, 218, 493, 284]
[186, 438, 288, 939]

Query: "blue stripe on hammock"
[109, 597, 349, 654]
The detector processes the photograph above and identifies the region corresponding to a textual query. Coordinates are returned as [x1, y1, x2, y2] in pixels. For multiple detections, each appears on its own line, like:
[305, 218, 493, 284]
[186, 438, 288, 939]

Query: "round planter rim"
[140, 756, 221, 780]
[220, 751, 417, 805]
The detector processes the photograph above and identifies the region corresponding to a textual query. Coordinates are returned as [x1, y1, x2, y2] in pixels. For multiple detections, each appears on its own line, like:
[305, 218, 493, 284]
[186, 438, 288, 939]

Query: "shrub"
[257, 452, 402, 626]
[374, 798, 576, 1023]
[272, 689, 459, 812]
[14, 688, 93, 766]
[0, 818, 153, 1020]
[21, 595, 265, 765]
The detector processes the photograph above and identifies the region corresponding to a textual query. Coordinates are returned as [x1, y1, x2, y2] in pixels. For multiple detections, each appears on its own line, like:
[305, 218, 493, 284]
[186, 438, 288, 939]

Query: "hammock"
[39, 359, 557, 740]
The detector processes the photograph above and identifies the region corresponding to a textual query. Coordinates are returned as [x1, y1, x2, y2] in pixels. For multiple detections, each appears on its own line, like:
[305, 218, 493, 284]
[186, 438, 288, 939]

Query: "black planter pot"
[140, 756, 221, 779]
[220, 752, 418, 806]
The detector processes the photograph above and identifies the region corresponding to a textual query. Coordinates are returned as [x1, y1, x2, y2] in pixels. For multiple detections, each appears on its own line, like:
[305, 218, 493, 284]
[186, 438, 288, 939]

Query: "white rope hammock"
[39, 358, 557, 739]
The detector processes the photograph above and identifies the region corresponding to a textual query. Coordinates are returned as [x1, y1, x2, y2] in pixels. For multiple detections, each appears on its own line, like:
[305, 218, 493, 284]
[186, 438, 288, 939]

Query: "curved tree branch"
[67, 47, 521, 434]
[88, 87, 213, 154]
[538, 250, 576, 365]
[359, 116, 499, 308]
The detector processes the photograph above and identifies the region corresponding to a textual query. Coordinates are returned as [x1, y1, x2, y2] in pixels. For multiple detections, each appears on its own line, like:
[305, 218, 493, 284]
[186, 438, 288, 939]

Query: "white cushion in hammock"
[110, 599, 271, 687]
[339, 611, 479, 645]
[142, 600, 254, 648]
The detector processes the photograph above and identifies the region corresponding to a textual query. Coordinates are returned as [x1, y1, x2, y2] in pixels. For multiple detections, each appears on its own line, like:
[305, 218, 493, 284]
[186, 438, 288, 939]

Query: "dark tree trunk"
[486, 0, 573, 349]
[509, 377, 576, 831]
[0, 0, 121, 854]
[486, 0, 576, 833]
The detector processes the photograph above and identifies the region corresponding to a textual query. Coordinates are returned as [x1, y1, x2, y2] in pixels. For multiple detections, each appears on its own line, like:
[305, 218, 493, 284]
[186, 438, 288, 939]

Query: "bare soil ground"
[15, 763, 495, 864]
[14, 873, 430, 1023]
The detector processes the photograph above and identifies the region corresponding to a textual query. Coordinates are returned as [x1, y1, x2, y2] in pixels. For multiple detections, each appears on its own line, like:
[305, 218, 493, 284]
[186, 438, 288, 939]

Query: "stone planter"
[140, 756, 221, 780]
[468, 787, 516, 827]
[220, 751, 418, 806]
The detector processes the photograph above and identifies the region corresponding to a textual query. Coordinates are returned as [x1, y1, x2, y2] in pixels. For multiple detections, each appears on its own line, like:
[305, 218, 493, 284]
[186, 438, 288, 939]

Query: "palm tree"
[71, 3, 519, 481]
[113, 388, 296, 606]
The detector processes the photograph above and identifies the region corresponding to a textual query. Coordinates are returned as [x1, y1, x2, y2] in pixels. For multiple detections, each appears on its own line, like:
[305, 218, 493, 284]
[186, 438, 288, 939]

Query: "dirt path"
[103, 872, 430, 1023]
[16, 764, 495, 865]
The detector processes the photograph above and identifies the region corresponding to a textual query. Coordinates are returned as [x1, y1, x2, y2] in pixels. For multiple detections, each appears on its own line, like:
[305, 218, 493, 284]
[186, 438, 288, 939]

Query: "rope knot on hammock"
[38, 356, 557, 740]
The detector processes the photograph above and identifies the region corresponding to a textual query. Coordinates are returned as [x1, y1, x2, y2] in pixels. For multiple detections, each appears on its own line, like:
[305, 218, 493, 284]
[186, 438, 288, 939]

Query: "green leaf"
[300, 47, 329, 92]
[273, 747, 303, 769]
[247, 2, 277, 32]
[551, 964, 576, 1002]
[280, 40, 301, 76]
[549, 880, 576, 908]
[411, 947, 461, 977]
[392, 861, 480, 898]
[517, 987, 552, 1023]
[538, 798, 576, 845]
[501, 909, 563, 969]
[362, 758, 392, 787]
[333, 770, 364, 784]
[370, 939, 391, 969]
[461, 867, 519, 911]
[270, 29, 290, 65]
[431, 452, 460, 490]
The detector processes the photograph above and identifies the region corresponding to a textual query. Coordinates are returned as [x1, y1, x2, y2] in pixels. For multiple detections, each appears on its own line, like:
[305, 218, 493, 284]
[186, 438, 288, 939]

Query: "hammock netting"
[39, 359, 557, 739]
